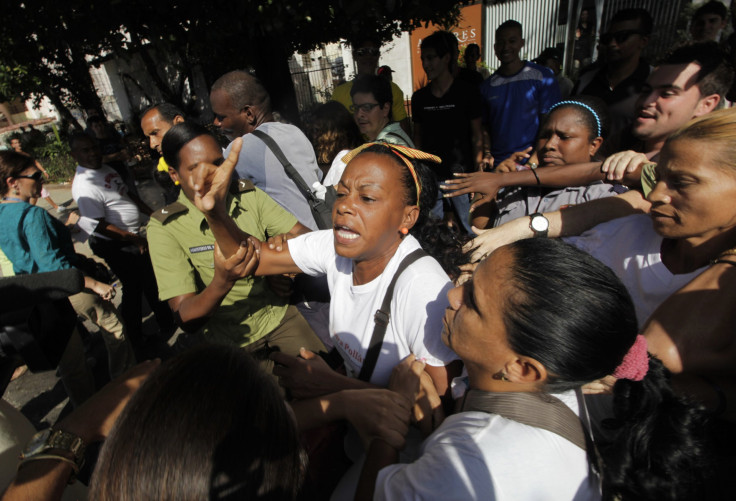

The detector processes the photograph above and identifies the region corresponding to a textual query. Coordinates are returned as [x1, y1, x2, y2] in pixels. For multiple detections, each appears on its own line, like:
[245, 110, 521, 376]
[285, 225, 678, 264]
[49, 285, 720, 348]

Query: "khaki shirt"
[147, 181, 297, 347]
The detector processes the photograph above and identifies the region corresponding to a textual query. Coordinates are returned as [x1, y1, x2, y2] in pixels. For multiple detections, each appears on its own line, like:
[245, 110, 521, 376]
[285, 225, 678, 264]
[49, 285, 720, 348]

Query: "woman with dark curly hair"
[301, 101, 362, 184]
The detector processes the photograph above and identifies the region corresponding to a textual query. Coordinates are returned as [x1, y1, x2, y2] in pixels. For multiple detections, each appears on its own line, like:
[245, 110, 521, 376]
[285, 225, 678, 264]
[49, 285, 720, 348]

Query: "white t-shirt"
[564, 214, 705, 328]
[376, 390, 599, 501]
[288, 230, 458, 386]
[71, 164, 142, 236]
[322, 149, 350, 187]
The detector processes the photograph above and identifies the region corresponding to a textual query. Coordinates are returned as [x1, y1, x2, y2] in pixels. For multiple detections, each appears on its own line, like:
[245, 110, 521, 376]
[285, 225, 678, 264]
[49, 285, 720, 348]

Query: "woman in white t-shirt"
[183, 139, 465, 428]
[357, 238, 710, 501]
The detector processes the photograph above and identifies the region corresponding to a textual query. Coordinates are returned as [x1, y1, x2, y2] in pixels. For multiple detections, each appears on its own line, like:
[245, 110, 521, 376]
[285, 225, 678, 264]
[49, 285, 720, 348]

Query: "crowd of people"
[2, 3, 736, 500]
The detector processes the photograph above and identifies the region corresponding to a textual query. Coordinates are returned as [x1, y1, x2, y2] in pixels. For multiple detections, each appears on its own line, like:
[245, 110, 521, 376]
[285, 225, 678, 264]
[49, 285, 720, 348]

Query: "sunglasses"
[350, 103, 381, 113]
[354, 48, 380, 57]
[600, 29, 645, 45]
[15, 171, 44, 182]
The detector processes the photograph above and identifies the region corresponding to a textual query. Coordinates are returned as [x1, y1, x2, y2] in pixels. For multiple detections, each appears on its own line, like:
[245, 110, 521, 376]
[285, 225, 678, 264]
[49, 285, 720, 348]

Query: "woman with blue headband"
[445, 96, 625, 229]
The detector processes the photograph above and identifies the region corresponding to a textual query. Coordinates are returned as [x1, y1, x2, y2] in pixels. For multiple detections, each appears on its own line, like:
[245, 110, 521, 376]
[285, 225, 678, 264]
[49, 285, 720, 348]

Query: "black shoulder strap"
[460, 390, 587, 450]
[250, 129, 316, 202]
[358, 248, 428, 382]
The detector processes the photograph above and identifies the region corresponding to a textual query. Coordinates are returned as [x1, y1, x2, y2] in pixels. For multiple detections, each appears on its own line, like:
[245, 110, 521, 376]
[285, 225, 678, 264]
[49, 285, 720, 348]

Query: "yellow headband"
[342, 142, 441, 205]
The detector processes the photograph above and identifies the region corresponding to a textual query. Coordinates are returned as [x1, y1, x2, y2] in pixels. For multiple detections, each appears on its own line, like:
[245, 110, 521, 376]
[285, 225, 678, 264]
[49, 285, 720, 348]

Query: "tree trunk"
[250, 35, 301, 125]
[46, 90, 83, 131]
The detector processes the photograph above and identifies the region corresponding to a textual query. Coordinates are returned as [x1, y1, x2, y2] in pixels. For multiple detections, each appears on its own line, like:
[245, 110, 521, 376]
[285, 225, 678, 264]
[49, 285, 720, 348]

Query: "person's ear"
[168, 166, 180, 185]
[505, 355, 547, 384]
[589, 136, 603, 157]
[381, 103, 391, 119]
[401, 204, 420, 231]
[243, 106, 257, 125]
[694, 94, 721, 117]
[173, 115, 185, 125]
[520, 38, 525, 49]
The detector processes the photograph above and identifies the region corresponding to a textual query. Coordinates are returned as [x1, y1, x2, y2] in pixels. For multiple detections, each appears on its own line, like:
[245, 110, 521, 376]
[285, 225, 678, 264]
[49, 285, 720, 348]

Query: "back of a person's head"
[143, 102, 185, 124]
[350, 74, 393, 109]
[90, 345, 304, 501]
[211, 70, 272, 114]
[496, 19, 522, 36]
[502, 238, 638, 392]
[694, 0, 728, 21]
[610, 8, 654, 35]
[660, 42, 733, 102]
[302, 101, 362, 164]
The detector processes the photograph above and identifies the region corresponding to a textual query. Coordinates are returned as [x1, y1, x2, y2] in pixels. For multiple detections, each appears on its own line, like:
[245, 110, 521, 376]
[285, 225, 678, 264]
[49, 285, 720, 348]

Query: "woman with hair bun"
[359, 238, 710, 501]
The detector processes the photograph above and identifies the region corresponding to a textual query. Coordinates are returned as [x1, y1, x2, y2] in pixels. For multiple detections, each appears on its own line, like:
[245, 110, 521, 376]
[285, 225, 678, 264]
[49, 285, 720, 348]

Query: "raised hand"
[191, 137, 243, 216]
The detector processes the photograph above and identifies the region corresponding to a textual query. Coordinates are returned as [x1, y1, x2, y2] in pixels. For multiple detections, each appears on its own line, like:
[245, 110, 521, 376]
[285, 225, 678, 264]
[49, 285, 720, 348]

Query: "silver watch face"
[531, 216, 549, 232]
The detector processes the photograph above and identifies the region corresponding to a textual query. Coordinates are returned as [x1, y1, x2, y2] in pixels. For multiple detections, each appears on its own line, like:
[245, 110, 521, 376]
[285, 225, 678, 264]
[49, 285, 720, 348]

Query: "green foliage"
[0, 0, 462, 123]
[37, 153, 76, 184]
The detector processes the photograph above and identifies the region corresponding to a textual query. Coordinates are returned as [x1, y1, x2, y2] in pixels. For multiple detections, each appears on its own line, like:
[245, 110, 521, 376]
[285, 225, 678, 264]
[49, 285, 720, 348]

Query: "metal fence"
[482, 0, 570, 72]
[482, 0, 688, 73]
[289, 44, 346, 112]
[599, 0, 688, 62]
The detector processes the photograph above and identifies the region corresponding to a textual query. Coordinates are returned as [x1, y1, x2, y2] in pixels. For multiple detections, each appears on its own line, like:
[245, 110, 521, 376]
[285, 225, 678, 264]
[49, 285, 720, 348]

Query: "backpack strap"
[250, 129, 316, 202]
[460, 389, 587, 450]
[358, 248, 428, 382]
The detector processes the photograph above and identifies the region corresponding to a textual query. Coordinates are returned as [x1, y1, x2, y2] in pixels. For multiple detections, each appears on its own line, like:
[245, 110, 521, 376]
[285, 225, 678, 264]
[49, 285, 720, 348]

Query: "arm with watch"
[465, 189, 651, 263]
[2, 360, 159, 500]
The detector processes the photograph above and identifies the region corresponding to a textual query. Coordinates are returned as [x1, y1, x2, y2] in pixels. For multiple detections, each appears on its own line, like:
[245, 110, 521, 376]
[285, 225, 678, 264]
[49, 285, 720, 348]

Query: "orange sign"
[409, 3, 483, 92]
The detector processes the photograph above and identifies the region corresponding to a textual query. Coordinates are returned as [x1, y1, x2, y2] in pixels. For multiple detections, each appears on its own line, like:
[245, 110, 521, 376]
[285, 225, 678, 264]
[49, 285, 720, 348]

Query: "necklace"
[1, 197, 25, 203]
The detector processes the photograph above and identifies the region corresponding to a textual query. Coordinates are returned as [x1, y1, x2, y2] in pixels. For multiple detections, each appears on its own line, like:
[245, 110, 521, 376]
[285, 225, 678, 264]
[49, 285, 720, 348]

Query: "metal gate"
[289, 43, 346, 112]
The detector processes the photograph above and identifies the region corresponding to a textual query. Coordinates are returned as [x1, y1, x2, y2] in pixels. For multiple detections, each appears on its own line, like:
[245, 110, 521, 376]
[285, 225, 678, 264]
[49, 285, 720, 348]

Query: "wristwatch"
[20, 428, 86, 467]
[529, 212, 549, 238]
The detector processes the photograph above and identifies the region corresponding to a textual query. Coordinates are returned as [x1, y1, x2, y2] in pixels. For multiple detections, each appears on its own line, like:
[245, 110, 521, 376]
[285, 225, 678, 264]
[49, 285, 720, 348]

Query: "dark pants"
[89, 237, 175, 360]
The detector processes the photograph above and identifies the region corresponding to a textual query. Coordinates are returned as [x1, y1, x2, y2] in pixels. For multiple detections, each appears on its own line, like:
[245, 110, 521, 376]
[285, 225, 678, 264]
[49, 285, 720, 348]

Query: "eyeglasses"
[600, 29, 645, 45]
[350, 103, 381, 113]
[15, 171, 44, 182]
[354, 48, 380, 57]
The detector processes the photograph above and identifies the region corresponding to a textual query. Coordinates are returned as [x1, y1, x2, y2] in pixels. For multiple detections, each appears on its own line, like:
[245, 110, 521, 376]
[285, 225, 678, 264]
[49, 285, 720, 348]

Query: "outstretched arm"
[2, 361, 159, 501]
[466, 189, 650, 262]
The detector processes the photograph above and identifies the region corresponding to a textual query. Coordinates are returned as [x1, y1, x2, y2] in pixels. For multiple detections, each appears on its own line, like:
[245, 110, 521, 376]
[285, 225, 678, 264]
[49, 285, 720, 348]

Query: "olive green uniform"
[147, 180, 324, 359]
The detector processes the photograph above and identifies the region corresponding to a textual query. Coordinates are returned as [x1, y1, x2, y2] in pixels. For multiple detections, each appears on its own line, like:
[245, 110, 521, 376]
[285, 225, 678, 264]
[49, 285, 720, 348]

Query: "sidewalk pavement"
[3, 177, 174, 429]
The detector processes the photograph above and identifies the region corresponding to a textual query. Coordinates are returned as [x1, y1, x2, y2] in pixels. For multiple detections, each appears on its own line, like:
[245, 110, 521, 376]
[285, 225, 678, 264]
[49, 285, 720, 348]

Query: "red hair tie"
[613, 334, 649, 381]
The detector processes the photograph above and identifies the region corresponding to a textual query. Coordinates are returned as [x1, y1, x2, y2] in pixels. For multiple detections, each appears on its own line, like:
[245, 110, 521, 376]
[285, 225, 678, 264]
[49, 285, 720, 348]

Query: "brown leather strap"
[460, 390, 586, 450]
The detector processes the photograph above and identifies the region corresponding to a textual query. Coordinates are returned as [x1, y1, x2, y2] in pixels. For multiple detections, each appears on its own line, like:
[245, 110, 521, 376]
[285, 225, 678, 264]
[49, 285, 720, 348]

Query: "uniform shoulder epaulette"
[230, 178, 256, 194]
[151, 201, 187, 223]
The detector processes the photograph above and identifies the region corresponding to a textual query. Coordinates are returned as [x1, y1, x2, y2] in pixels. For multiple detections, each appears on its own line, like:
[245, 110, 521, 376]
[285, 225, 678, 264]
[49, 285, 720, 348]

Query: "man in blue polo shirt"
[480, 20, 560, 165]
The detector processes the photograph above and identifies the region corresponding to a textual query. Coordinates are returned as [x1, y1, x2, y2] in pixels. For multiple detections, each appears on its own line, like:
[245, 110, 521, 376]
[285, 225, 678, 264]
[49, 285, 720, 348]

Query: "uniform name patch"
[189, 244, 215, 254]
